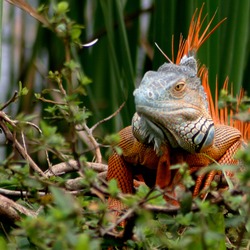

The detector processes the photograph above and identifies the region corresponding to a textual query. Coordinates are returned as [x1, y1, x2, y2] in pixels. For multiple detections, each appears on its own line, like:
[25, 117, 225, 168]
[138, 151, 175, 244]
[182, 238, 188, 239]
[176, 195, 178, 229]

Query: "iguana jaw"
[135, 106, 215, 153]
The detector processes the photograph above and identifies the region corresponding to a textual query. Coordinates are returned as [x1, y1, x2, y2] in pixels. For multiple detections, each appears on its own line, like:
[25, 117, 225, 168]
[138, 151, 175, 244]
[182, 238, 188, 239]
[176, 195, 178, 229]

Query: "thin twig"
[0, 188, 46, 197]
[0, 112, 46, 178]
[101, 208, 135, 236]
[12, 118, 53, 174]
[82, 123, 102, 163]
[20, 130, 28, 154]
[76, 102, 125, 163]
[23, 121, 42, 133]
[0, 91, 18, 111]
[5, 0, 50, 27]
[36, 96, 66, 105]
[91, 102, 126, 132]
[45, 159, 108, 177]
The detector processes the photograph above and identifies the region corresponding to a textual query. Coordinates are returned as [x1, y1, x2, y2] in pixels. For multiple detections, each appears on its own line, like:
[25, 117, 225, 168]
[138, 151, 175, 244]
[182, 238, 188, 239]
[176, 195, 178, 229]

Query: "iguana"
[107, 7, 249, 212]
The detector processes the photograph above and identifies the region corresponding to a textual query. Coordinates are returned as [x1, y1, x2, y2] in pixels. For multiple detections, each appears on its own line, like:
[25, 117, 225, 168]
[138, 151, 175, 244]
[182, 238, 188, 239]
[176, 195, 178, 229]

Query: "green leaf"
[56, 2, 69, 15]
[40, 120, 67, 149]
[50, 186, 81, 216]
[176, 212, 194, 226]
[75, 234, 90, 250]
[34, 93, 41, 99]
[78, 75, 92, 86]
[103, 133, 120, 145]
[180, 191, 193, 214]
[71, 28, 82, 40]
[18, 81, 29, 96]
[107, 179, 120, 197]
[205, 213, 226, 250]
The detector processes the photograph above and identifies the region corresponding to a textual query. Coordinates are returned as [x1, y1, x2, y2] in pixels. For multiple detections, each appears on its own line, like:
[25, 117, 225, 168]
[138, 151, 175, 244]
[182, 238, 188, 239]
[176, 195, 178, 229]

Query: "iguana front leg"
[107, 149, 133, 213]
[191, 124, 244, 196]
[107, 126, 172, 213]
[155, 149, 171, 189]
[166, 125, 244, 198]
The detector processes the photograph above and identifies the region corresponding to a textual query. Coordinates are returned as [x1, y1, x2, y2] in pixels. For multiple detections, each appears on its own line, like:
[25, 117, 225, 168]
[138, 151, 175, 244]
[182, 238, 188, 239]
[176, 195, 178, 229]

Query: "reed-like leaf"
[229, 0, 250, 93]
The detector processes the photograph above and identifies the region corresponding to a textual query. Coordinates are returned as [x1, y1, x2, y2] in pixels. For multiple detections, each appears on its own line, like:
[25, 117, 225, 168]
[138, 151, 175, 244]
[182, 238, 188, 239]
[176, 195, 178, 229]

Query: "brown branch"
[81, 123, 103, 163]
[0, 194, 37, 223]
[75, 102, 126, 163]
[65, 171, 107, 191]
[36, 96, 66, 105]
[0, 91, 18, 111]
[75, 129, 94, 152]
[0, 112, 47, 178]
[5, 0, 50, 28]
[0, 188, 46, 197]
[45, 159, 108, 177]
[90, 102, 126, 132]
[101, 208, 135, 237]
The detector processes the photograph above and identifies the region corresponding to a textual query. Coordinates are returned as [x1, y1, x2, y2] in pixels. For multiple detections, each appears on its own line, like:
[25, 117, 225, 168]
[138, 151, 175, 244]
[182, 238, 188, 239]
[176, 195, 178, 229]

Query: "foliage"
[0, 0, 250, 249]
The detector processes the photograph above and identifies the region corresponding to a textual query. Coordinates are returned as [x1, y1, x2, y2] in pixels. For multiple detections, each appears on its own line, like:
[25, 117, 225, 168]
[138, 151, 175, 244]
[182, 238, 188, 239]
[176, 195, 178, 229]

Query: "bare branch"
[5, 0, 50, 27]
[82, 123, 103, 163]
[0, 91, 18, 111]
[65, 171, 107, 191]
[45, 159, 107, 177]
[35, 96, 66, 105]
[75, 102, 125, 163]
[101, 208, 135, 237]
[0, 188, 46, 197]
[22, 121, 42, 134]
[0, 112, 47, 178]
[0, 194, 37, 223]
[90, 102, 126, 132]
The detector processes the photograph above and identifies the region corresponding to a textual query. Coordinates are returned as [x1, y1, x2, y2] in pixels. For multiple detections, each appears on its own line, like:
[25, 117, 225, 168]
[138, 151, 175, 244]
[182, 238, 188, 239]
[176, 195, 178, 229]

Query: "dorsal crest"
[174, 4, 227, 64]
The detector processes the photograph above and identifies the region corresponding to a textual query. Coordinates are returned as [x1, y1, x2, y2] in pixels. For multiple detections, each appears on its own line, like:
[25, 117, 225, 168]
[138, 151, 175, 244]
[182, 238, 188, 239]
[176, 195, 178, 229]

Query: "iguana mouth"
[135, 94, 205, 111]
[136, 104, 203, 126]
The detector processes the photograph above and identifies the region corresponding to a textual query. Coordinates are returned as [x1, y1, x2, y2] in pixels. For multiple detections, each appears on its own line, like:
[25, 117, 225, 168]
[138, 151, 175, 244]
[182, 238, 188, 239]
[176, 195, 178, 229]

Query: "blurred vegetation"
[0, 0, 249, 249]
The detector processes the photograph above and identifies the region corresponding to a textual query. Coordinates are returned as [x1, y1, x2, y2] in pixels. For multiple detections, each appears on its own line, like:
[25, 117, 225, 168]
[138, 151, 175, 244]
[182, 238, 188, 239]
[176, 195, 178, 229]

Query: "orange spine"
[172, 5, 250, 141]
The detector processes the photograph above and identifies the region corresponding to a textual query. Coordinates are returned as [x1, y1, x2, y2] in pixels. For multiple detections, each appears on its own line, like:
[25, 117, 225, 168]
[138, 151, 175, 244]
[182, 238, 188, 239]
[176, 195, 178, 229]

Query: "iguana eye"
[174, 81, 185, 92]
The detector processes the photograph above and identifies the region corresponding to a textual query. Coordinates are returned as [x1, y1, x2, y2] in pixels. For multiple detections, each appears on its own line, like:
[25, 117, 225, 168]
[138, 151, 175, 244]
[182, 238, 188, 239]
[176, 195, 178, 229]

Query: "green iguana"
[107, 7, 248, 213]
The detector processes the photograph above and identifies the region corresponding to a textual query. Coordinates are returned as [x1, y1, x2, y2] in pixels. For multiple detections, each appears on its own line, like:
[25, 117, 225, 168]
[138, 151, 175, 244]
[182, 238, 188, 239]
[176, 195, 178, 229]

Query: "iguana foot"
[107, 198, 127, 228]
[193, 170, 235, 197]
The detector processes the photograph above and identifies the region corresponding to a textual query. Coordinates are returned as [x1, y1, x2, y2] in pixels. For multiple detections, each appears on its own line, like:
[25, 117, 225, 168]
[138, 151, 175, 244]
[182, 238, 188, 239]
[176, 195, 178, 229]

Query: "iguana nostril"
[148, 91, 153, 98]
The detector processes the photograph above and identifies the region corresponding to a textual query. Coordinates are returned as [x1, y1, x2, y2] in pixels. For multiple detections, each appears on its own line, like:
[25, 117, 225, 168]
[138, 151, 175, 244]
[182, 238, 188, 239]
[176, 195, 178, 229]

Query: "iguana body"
[108, 63, 244, 210]
[107, 8, 248, 211]
[108, 123, 242, 187]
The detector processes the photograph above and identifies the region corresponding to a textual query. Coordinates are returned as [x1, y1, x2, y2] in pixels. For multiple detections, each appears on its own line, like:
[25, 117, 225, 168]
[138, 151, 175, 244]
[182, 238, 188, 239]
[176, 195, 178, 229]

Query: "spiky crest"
[174, 3, 227, 64]
[201, 68, 250, 141]
[172, 4, 249, 140]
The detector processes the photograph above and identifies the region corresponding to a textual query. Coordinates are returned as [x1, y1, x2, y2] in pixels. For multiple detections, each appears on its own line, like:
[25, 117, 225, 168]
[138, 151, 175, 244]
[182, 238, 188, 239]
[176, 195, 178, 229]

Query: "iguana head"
[133, 56, 215, 153]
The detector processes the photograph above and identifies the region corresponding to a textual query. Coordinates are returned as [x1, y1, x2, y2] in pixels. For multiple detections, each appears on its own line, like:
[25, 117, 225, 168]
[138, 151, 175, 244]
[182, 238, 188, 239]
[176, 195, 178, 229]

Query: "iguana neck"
[132, 112, 175, 154]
